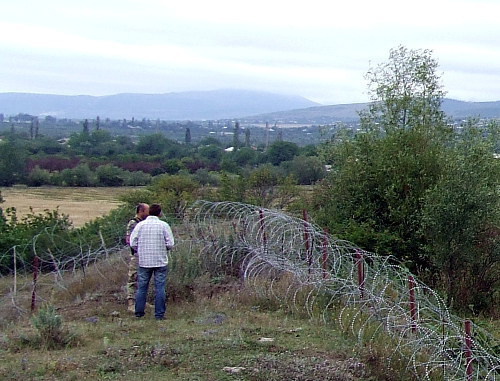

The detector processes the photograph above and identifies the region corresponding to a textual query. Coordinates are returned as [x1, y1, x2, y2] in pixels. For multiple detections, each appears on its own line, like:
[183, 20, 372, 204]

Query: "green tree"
[281, 155, 326, 185]
[266, 141, 299, 166]
[95, 164, 125, 186]
[150, 174, 200, 219]
[233, 121, 240, 148]
[245, 128, 251, 147]
[361, 45, 446, 132]
[422, 125, 499, 311]
[218, 172, 245, 202]
[314, 46, 448, 270]
[27, 166, 52, 186]
[198, 144, 222, 165]
[230, 147, 257, 167]
[136, 133, 176, 155]
[246, 164, 279, 207]
[82, 119, 89, 134]
[60, 163, 95, 186]
[0, 138, 27, 186]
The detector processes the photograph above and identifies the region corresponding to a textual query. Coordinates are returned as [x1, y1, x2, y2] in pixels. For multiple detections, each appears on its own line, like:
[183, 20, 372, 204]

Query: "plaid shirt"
[130, 216, 175, 268]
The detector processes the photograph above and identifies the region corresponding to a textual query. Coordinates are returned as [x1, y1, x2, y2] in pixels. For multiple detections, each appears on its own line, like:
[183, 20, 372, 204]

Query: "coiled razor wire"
[184, 200, 499, 380]
[0, 212, 129, 314]
[0, 200, 498, 379]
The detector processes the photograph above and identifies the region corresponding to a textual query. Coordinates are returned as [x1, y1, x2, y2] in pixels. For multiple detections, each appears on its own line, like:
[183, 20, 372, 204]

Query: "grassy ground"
[0, 254, 388, 381]
[0, 186, 138, 227]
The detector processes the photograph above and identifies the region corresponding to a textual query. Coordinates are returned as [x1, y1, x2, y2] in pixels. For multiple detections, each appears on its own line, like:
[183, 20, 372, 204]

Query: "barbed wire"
[0, 200, 498, 379]
[185, 200, 499, 380]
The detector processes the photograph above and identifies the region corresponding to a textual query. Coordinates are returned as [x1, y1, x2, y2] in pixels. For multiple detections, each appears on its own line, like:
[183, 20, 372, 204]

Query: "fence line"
[185, 200, 499, 380]
[0, 200, 498, 379]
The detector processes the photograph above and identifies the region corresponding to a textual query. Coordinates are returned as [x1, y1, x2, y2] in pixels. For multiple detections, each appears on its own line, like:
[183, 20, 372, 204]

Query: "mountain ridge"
[1, 90, 500, 122]
[0, 89, 320, 120]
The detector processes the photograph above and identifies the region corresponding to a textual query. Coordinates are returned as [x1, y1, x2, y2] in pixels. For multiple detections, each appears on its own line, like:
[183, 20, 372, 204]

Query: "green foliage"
[123, 170, 151, 186]
[281, 155, 326, 185]
[136, 133, 180, 156]
[0, 207, 72, 273]
[31, 305, 76, 349]
[198, 144, 222, 164]
[192, 168, 220, 186]
[229, 146, 258, 167]
[26, 166, 52, 186]
[422, 125, 500, 310]
[95, 164, 125, 186]
[312, 127, 444, 265]
[60, 163, 96, 186]
[0, 138, 28, 185]
[218, 172, 246, 202]
[150, 174, 201, 218]
[246, 164, 279, 207]
[361, 45, 446, 132]
[310, 46, 499, 313]
[162, 158, 183, 174]
[266, 141, 300, 165]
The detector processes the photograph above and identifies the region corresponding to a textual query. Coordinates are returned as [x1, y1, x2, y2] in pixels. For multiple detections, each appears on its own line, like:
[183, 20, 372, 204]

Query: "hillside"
[246, 98, 500, 123]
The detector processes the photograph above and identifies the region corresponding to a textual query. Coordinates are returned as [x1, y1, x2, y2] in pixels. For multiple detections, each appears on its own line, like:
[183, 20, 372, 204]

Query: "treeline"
[0, 126, 326, 188]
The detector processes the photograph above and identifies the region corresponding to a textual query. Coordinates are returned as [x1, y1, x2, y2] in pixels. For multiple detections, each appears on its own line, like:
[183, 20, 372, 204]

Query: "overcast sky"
[1, 0, 499, 105]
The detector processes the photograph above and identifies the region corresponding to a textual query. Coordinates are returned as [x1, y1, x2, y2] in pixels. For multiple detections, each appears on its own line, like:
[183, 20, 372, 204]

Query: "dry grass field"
[0, 186, 138, 227]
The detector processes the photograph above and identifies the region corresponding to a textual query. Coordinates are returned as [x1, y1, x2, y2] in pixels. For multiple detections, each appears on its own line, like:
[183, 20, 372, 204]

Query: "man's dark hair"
[149, 204, 162, 216]
[136, 203, 147, 213]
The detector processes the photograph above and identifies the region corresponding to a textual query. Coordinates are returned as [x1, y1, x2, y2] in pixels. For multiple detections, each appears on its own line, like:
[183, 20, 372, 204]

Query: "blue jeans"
[135, 266, 168, 319]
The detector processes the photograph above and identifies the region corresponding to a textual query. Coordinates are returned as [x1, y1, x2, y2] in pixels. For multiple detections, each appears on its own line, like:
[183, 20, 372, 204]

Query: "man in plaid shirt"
[130, 203, 175, 320]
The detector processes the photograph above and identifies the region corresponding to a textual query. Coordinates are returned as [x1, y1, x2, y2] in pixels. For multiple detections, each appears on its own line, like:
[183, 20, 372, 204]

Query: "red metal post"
[302, 210, 312, 272]
[31, 256, 40, 313]
[408, 276, 417, 333]
[322, 230, 329, 279]
[465, 320, 473, 380]
[259, 209, 267, 249]
[355, 251, 364, 299]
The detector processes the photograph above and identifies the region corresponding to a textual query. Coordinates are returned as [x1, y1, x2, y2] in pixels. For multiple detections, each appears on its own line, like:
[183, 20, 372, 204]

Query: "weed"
[31, 305, 78, 349]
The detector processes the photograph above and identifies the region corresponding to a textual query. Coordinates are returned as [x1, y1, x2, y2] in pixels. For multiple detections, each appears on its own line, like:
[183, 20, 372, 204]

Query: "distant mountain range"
[1, 89, 500, 122]
[250, 99, 500, 124]
[0, 90, 319, 120]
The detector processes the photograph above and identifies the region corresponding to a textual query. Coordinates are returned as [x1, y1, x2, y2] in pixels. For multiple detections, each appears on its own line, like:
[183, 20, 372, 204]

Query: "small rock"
[223, 366, 246, 374]
[258, 337, 274, 343]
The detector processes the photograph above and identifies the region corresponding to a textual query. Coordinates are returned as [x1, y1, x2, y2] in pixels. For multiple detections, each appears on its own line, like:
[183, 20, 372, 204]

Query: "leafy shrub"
[31, 305, 77, 349]
[26, 166, 52, 186]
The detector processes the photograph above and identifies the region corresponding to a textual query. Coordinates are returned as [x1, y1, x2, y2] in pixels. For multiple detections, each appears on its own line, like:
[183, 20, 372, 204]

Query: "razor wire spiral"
[185, 200, 499, 380]
[0, 200, 498, 379]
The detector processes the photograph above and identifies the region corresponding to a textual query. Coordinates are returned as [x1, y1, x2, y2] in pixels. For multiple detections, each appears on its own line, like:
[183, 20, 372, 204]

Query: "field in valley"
[0, 186, 138, 227]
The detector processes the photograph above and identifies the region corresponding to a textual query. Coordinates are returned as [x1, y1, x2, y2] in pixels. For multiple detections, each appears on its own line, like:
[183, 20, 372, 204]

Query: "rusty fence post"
[258, 209, 267, 250]
[408, 276, 417, 333]
[465, 319, 474, 380]
[322, 229, 329, 279]
[355, 250, 365, 299]
[31, 255, 40, 313]
[302, 210, 312, 273]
